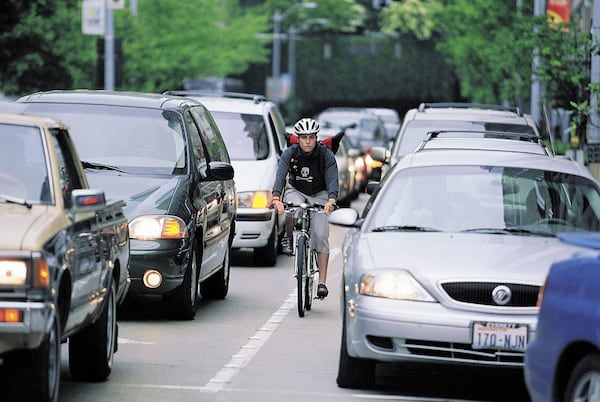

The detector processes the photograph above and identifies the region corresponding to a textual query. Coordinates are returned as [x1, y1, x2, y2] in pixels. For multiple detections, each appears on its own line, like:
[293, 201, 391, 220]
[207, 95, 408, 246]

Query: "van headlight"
[129, 215, 187, 240]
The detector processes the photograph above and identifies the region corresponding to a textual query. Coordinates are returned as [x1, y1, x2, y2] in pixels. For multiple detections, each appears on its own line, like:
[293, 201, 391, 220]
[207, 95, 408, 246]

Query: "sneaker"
[281, 236, 292, 255]
[317, 283, 329, 298]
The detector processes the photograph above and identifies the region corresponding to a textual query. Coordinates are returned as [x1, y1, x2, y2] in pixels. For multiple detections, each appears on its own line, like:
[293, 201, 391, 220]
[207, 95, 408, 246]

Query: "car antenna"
[542, 103, 557, 156]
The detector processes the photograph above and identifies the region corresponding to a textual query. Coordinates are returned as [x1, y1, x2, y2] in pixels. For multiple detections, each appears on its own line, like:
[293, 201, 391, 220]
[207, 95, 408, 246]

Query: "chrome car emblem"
[491, 285, 512, 305]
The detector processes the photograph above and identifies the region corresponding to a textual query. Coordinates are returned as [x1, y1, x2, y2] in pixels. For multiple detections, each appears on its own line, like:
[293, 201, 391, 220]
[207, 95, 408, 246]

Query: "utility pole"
[589, 0, 600, 143]
[104, 5, 115, 90]
[530, 0, 545, 125]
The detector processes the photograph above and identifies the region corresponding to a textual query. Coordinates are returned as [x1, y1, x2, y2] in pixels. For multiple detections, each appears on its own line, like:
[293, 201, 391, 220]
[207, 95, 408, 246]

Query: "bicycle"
[284, 203, 324, 317]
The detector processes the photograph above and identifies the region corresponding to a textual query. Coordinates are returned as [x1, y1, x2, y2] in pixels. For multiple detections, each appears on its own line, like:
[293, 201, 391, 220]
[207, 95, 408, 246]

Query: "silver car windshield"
[367, 165, 600, 235]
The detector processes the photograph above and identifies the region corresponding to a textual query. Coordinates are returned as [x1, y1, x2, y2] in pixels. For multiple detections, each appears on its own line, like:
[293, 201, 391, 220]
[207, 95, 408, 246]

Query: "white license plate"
[472, 322, 528, 351]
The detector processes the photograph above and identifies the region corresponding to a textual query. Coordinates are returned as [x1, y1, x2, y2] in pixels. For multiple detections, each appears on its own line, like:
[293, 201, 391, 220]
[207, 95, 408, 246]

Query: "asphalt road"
[56, 194, 532, 402]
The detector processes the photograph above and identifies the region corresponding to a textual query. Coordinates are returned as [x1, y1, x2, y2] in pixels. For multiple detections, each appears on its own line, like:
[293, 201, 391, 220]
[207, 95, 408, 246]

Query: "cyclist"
[272, 117, 338, 298]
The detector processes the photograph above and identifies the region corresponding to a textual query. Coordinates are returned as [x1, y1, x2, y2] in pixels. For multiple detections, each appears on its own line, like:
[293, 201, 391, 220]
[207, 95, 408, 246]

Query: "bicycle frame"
[287, 203, 322, 317]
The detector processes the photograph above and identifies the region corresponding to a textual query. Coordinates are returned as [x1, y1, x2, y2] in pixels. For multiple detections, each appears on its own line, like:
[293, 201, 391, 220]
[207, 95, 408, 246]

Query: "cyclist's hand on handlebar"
[324, 198, 337, 216]
[271, 197, 284, 214]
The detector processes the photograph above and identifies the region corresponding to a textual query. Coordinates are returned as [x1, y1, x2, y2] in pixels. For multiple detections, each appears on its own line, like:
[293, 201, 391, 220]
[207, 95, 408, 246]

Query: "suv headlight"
[360, 270, 436, 302]
[129, 215, 187, 240]
[237, 191, 271, 209]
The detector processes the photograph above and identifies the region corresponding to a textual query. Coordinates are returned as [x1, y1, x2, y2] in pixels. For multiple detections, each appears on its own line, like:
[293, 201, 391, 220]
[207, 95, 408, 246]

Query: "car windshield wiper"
[372, 225, 441, 232]
[82, 161, 127, 173]
[0, 194, 32, 209]
[462, 227, 555, 237]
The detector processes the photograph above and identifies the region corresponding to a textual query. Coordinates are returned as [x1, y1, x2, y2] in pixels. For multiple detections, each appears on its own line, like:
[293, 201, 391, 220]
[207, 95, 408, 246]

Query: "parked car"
[367, 107, 401, 142]
[318, 127, 358, 207]
[164, 91, 287, 266]
[17, 90, 236, 320]
[374, 102, 547, 176]
[524, 233, 600, 402]
[315, 107, 389, 181]
[0, 112, 130, 401]
[329, 138, 600, 389]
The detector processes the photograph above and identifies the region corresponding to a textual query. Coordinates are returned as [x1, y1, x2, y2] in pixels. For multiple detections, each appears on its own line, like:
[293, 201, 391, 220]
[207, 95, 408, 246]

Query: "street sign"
[107, 0, 125, 9]
[82, 0, 105, 35]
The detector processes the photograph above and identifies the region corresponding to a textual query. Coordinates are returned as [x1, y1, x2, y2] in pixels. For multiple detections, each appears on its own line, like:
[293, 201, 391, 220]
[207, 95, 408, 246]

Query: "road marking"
[199, 246, 341, 393]
[200, 288, 296, 392]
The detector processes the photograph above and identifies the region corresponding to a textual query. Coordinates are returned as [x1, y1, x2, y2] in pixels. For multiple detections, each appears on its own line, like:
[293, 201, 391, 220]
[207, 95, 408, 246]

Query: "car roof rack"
[415, 130, 545, 151]
[417, 102, 522, 117]
[163, 90, 267, 104]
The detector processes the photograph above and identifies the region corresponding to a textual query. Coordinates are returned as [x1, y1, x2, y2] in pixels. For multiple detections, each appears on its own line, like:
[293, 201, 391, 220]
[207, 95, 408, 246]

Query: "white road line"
[200, 289, 296, 392]
[200, 246, 342, 393]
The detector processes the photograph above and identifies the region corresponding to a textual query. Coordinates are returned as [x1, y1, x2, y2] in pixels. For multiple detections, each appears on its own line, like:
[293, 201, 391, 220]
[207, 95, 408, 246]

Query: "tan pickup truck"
[0, 112, 130, 402]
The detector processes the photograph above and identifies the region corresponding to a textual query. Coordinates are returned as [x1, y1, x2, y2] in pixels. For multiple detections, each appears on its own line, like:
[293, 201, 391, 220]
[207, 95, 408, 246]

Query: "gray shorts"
[283, 184, 329, 253]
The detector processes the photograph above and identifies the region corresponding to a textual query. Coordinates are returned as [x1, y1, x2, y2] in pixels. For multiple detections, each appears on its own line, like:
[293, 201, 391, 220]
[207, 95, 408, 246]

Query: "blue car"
[524, 233, 600, 402]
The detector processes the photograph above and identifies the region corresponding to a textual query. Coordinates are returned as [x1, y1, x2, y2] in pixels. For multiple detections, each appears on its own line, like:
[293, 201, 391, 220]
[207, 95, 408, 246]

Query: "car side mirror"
[206, 161, 234, 181]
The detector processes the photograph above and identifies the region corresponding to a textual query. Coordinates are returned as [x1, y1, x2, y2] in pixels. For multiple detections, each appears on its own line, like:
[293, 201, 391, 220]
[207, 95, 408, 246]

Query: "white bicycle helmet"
[293, 118, 320, 135]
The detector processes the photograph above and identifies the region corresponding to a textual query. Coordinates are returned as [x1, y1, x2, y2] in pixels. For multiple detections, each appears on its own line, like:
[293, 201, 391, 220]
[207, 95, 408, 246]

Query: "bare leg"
[317, 252, 328, 284]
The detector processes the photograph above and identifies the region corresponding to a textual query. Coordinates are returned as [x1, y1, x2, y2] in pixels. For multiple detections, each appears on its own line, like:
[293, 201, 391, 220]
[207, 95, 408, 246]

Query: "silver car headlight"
[360, 270, 436, 302]
[129, 215, 187, 240]
[237, 191, 271, 209]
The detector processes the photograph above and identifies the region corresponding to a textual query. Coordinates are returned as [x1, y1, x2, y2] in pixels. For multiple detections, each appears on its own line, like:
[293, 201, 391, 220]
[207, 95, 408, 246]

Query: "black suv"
[17, 90, 237, 320]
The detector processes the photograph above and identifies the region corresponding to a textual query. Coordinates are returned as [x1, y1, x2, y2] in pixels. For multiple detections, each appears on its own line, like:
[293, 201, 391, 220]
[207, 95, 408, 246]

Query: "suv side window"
[190, 106, 230, 163]
[185, 112, 208, 176]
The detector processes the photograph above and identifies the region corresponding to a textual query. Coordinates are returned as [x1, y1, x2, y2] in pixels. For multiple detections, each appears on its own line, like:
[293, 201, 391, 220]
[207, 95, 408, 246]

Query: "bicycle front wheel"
[296, 235, 308, 317]
[305, 250, 317, 310]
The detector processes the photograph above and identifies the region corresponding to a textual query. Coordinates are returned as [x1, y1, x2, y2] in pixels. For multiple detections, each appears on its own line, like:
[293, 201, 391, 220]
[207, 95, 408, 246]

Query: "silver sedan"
[330, 138, 600, 389]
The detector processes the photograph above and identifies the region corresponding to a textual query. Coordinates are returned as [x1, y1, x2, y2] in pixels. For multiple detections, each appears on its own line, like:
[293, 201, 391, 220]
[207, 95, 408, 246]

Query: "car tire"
[254, 222, 278, 266]
[4, 310, 61, 402]
[200, 244, 230, 299]
[165, 246, 199, 320]
[563, 353, 600, 402]
[336, 310, 375, 389]
[69, 279, 117, 382]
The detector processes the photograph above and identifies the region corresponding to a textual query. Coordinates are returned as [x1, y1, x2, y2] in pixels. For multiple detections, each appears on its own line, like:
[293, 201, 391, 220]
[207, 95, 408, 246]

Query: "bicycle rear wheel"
[296, 235, 307, 317]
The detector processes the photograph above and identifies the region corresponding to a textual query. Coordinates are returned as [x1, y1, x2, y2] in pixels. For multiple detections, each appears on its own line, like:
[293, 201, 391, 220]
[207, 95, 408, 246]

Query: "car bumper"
[128, 238, 191, 295]
[232, 209, 276, 249]
[345, 296, 537, 368]
[0, 300, 54, 354]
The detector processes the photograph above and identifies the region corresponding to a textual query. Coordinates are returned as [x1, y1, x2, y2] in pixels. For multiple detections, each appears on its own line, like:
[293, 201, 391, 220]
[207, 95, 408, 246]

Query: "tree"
[533, 17, 600, 146]
[117, 0, 272, 92]
[0, 0, 96, 97]
[381, 0, 535, 106]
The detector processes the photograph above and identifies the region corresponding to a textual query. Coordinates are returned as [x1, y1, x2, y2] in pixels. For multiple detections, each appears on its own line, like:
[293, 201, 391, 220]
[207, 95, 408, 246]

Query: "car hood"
[0, 204, 66, 250]
[231, 159, 277, 193]
[357, 232, 597, 285]
[86, 172, 182, 219]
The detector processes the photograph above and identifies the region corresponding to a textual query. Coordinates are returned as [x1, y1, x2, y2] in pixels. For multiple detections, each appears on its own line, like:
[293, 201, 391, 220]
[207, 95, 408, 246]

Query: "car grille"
[441, 282, 539, 307]
[405, 339, 524, 366]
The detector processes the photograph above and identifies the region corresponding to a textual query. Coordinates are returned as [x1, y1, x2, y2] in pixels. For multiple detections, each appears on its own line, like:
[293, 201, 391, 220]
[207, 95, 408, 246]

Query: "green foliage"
[532, 17, 600, 144]
[380, 0, 443, 41]
[118, 0, 271, 92]
[431, 0, 534, 105]
[0, 0, 97, 96]
[288, 33, 458, 120]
